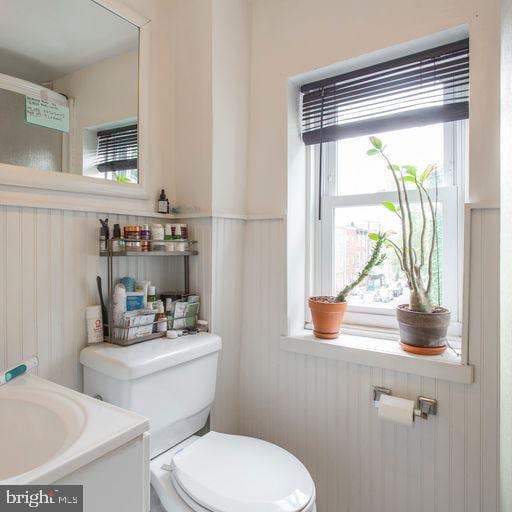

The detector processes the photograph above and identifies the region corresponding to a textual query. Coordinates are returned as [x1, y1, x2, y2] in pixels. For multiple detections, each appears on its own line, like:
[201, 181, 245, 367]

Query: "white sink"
[0, 374, 149, 484]
[0, 387, 86, 480]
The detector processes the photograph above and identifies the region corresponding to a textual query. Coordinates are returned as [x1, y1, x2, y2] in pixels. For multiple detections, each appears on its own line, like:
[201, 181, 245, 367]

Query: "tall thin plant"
[336, 232, 387, 302]
[366, 136, 439, 313]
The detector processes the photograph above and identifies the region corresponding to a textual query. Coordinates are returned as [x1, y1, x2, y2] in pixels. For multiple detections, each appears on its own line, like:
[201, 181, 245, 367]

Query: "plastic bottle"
[147, 286, 157, 308]
[112, 283, 127, 339]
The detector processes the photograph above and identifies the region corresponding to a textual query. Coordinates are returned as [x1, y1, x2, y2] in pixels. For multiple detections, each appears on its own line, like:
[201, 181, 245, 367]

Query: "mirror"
[0, 0, 140, 184]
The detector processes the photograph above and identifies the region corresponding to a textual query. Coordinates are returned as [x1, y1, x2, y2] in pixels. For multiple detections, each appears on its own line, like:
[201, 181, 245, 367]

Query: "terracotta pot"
[309, 297, 347, 339]
[396, 304, 450, 355]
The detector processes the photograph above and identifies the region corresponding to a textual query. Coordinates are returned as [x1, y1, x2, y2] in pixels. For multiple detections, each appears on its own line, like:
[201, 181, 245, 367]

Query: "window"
[302, 40, 469, 333]
[94, 124, 138, 183]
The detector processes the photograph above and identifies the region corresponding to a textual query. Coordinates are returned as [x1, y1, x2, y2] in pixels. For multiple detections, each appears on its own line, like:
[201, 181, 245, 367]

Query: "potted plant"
[366, 136, 450, 355]
[309, 232, 387, 339]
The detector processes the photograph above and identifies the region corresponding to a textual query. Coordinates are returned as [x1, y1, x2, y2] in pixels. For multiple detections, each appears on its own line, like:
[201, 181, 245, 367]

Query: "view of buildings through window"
[332, 123, 447, 311]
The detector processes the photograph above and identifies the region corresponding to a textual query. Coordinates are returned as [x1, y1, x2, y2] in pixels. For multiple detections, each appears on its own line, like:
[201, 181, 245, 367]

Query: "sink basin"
[0, 374, 148, 485]
[0, 387, 86, 480]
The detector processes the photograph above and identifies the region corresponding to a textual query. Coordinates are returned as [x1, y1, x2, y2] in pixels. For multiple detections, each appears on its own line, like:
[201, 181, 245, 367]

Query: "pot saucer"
[399, 341, 447, 355]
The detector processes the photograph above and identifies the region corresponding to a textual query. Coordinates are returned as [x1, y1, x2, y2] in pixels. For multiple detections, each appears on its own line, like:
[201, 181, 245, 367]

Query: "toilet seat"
[170, 474, 316, 512]
[151, 432, 315, 512]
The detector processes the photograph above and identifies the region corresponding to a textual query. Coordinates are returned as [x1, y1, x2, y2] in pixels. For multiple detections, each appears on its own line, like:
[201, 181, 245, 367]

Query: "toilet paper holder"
[372, 386, 438, 420]
[415, 396, 437, 419]
[372, 386, 392, 405]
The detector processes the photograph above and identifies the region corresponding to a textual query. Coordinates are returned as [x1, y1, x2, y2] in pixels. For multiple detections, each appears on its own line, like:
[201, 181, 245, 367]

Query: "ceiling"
[0, 0, 139, 84]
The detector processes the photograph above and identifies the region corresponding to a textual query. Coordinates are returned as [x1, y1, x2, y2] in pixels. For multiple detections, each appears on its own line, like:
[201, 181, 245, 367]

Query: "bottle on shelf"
[147, 286, 157, 308]
[111, 224, 125, 253]
[157, 189, 170, 214]
[156, 302, 167, 333]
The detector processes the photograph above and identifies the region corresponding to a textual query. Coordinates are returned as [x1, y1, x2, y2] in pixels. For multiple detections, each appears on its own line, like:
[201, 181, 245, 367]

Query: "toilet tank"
[80, 333, 221, 458]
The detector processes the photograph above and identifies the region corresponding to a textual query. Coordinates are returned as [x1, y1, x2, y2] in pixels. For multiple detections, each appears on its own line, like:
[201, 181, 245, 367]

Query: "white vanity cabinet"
[56, 434, 150, 512]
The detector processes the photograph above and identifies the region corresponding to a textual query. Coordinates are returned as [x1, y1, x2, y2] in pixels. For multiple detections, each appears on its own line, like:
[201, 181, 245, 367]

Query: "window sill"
[280, 331, 473, 384]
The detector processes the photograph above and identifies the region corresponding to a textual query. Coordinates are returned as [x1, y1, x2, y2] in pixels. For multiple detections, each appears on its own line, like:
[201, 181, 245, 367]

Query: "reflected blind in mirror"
[95, 124, 138, 173]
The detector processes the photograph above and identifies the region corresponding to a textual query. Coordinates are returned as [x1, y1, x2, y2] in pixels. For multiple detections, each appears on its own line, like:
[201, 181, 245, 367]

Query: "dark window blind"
[301, 39, 469, 145]
[95, 124, 138, 173]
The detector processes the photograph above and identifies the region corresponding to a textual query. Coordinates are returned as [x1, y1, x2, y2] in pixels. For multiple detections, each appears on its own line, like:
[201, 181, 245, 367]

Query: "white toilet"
[80, 333, 316, 512]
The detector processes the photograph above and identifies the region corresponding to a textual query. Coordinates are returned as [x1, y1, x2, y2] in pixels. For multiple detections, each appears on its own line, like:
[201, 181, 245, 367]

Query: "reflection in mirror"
[0, 0, 139, 183]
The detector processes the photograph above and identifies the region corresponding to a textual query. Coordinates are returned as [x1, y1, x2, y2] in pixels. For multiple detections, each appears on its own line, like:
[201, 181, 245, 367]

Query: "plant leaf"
[419, 164, 435, 184]
[402, 165, 417, 177]
[368, 232, 379, 241]
[400, 175, 417, 183]
[387, 164, 400, 171]
[369, 136, 382, 150]
[366, 148, 379, 156]
[382, 201, 398, 214]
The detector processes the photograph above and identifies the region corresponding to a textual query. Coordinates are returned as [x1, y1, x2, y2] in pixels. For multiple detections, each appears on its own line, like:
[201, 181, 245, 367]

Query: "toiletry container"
[147, 286, 157, 308]
[112, 224, 125, 252]
[151, 224, 165, 251]
[112, 284, 127, 338]
[157, 189, 170, 214]
[196, 320, 208, 333]
[86, 305, 104, 344]
[80, 335, 316, 512]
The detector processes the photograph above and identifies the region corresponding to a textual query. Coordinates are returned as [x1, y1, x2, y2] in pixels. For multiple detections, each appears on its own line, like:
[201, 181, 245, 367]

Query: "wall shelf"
[100, 250, 198, 257]
[101, 240, 198, 346]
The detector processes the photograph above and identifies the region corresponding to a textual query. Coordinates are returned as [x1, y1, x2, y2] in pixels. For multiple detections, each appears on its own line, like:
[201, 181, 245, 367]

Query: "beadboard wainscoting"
[0, 207, 241, 440]
[239, 209, 499, 512]
[0, 206, 500, 511]
[0, 206, 212, 391]
[209, 217, 245, 433]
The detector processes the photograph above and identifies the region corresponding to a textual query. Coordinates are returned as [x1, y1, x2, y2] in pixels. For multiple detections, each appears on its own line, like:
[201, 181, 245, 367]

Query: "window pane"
[334, 204, 443, 310]
[336, 124, 445, 196]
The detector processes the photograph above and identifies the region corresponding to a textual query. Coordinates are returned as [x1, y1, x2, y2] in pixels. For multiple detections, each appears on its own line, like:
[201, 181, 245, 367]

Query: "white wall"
[165, 0, 251, 216]
[237, 0, 502, 511]
[500, 0, 512, 509]
[54, 50, 138, 176]
[212, 0, 251, 215]
[239, 210, 499, 512]
[247, 0, 500, 215]
[166, 0, 213, 214]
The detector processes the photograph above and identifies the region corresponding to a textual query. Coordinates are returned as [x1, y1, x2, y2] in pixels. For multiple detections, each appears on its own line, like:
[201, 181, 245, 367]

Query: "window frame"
[305, 120, 467, 336]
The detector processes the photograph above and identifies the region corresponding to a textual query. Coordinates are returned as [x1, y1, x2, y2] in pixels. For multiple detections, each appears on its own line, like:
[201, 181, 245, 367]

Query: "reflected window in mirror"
[0, 0, 139, 183]
[86, 123, 138, 183]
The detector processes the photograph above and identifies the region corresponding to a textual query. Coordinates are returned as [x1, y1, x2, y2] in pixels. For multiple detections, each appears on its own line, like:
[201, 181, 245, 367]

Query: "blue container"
[121, 276, 136, 292]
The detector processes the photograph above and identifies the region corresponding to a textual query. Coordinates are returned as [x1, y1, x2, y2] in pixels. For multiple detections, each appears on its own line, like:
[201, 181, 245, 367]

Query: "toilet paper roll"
[378, 394, 415, 427]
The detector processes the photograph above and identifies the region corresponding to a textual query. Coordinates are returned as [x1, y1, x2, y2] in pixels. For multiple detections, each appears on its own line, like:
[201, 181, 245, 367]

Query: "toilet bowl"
[80, 334, 316, 512]
[150, 433, 316, 512]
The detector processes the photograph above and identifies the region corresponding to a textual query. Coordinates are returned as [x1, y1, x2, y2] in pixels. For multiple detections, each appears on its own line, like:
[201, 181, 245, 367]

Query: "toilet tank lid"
[80, 333, 222, 380]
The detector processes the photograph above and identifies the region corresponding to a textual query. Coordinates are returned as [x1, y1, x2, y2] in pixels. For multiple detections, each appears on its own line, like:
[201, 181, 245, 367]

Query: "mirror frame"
[0, 0, 151, 200]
